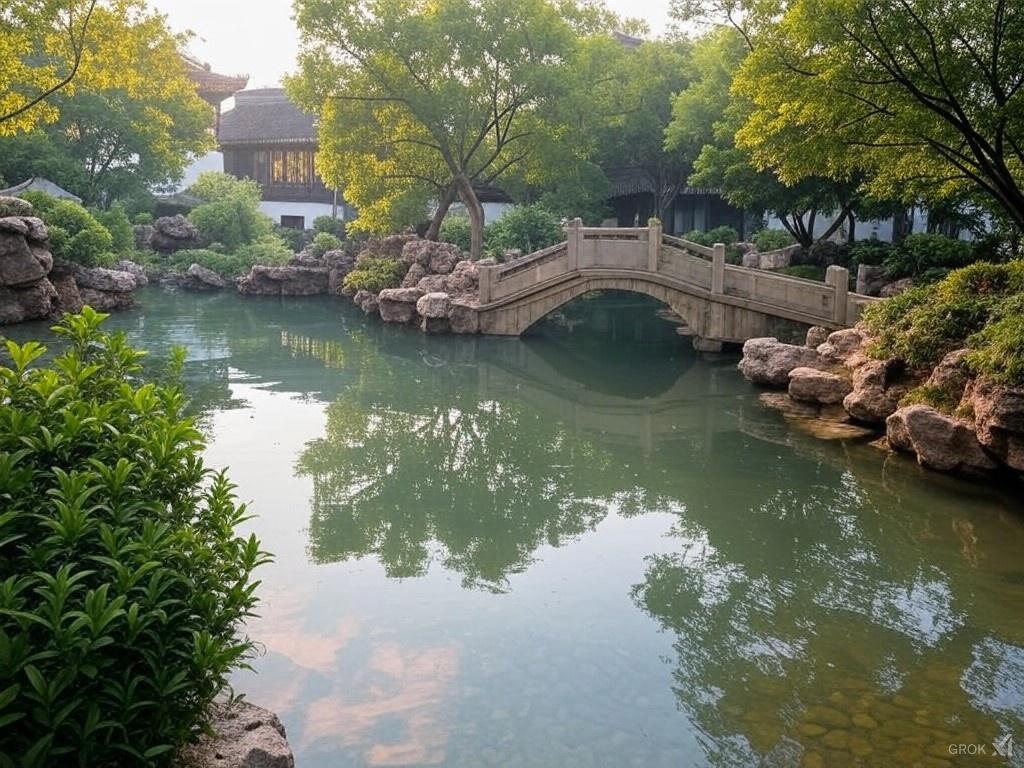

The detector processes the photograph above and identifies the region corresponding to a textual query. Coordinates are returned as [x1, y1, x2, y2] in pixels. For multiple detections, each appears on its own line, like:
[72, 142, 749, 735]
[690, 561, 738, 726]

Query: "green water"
[8, 289, 1024, 767]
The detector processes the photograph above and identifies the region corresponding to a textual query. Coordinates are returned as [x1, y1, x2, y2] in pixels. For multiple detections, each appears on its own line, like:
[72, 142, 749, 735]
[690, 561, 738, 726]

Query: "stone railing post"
[711, 243, 726, 295]
[479, 264, 494, 304]
[826, 265, 849, 324]
[647, 217, 662, 272]
[566, 217, 583, 271]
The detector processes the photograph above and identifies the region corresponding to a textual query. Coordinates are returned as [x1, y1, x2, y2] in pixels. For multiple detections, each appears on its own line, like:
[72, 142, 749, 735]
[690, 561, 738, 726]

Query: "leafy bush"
[132, 212, 154, 225]
[310, 232, 343, 257]
[849, 238, 892, 273]
[439, 216, 472, 253]
[274, 225, 305, 253]
[19, 191, 115, 267]
[806, 240, 850, 268]
[776, 264, 826, 281]
[0, 309, 269, 766]
[683, 226, 739, 247]
[484, 204, 563, 257]
[313, 215, 346, 238]
[169, 235, 291, 278]
[343, 256, 409, 293]
[94, 202, 134, 256]
[187, 172, 262, 207]
[863, 260, 1024, 381]
[188, 198, 272, 252]
[883, 232, 972, 281]
[752, 228, 795, 252]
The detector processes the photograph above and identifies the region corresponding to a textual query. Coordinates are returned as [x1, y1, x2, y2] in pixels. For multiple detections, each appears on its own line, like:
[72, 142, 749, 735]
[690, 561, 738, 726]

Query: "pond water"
[8, 288, 1024, 767]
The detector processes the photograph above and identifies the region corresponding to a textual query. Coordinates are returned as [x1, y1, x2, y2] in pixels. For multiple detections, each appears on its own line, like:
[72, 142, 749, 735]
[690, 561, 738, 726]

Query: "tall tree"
[288, 0, 587, 259]
[733, 0, 1024, 231]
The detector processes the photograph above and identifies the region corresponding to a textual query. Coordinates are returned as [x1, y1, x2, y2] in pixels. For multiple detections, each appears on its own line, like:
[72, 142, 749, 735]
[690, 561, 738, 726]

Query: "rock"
[134, 223, 155, 250]
[805, 326, 830, 349]
[420, 316, 450, 334]
[924, 349, 971, 404]
[817, 327, 868, 366]
[0, 280, 58, 324]
[324, 250, 356, 295]
[856, 264, 888, 296]
[0, 217, 29, 237]
[150, 215, 203, 253]
[73, 265, 137, 293]
[371, 233, 418, 259]
[288, 253, 322, 268]
[788, 367, 853, 405]
[448, 300, 480, 334]
[402, 262, 428, 288]
[24, 217, 48, 244]
[183, 263, 227, 291]
[843, 359, 911, 423]
[415, 274, 447, 294]
[79, 287, 135, 312]
[377, 287, 423, 324]
[49, 266, 84, 315]
[0, 196, 33, 218]
[174, 701, 294, 768]
[445, 260, 479, 298]
[237, 266, 329, 296]
[965, 377, 1024, 471]
[0, 234, 47, 287]
[353, 289, 379, 315]
[880, 277, 914, 297]
[401, 239, 462, 273]
[113, 260, 149, 287]
[738, 337, 824, 386]
[417, 291, 451, 319]
[887, 405, 997, 474]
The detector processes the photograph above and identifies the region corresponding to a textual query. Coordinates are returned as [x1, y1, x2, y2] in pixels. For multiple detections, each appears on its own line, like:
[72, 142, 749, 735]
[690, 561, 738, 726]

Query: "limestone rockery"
[739, 327, 1024, 479]
[0, 196, 141, 325]
[237, 234, 484, 334]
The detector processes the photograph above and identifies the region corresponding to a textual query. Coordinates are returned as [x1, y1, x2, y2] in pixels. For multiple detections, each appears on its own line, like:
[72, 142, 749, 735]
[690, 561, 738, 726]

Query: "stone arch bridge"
[475, 219, 877, 346]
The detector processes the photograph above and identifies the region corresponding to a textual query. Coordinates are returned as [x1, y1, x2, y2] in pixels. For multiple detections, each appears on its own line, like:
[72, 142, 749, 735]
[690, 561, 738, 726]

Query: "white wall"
[764, 207, 977, 242]
[449, 201, 515, 224]
[258, 200, 342, 229]
[178, 151, 223, 191]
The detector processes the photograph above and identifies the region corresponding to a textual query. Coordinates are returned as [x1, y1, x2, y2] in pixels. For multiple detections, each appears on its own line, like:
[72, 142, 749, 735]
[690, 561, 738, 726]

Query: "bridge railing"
[479, 218, 877, 327]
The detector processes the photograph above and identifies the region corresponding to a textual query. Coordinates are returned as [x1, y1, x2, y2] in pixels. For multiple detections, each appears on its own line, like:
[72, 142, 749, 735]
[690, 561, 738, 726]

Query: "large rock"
[445, 260, 479, 298]
[887, 405, 997, 474]
[114, 260, 149, 287]
[925, 349, 972, 405]
[324, 250, 356, 295]
[175, 701, 294, 768]
[353, 289, 379, 315]
[856, 264, 888, 296]
[73, 265, 138, 293]
[880, 277, 914, 297]
[134, 223, 155, 251]
[788, 367, 853, 405]
[738, 337, 824, 386]
[402, 263, 428, 288]
[183, 263, 227, 291]
[448, 300, 480, 334]
[965, 377, 1024, 471]
[401, 239, 462, 272]
[805, 326, 830, 349]
[415, 274, 447, 294]
[417, 291, 451, 319]
[0, 280, 58, 324]
[49, 265, 84, 315]
[377, 287, 423, 324]
[843, 358, 911, 423]
[0, 233, 47, 287]
[238, 265, 329, 296]
[0, 196, 33, 218]
[150, 215, 203, 253]
[816, 327, 868, 366]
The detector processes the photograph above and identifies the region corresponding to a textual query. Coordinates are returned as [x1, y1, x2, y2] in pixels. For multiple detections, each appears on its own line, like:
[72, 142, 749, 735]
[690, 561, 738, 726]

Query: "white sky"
[150, 0, 676, 89]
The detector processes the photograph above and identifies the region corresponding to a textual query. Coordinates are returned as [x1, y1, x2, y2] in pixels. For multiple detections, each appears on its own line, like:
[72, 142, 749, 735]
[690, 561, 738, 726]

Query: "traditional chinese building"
[182, 54, 249, 136]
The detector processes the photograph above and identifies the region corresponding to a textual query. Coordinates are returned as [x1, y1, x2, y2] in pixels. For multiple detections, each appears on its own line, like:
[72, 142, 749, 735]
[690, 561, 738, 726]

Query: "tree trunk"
[454, 175, 485, 260]
[892, 207, 913, 244]
[424, 183, 459, 241]
[846, 209, 856, 244]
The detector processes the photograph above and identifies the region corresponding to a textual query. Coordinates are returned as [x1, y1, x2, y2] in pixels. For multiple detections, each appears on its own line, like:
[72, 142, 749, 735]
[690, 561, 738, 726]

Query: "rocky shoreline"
[174, 701, 294, 768]
[739, 328, 1024, 478]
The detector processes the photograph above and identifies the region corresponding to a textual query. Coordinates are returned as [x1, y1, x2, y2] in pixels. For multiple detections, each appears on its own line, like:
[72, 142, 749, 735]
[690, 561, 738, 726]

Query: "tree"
[0, 1, 213, 205]
[733, 0, 1024, 232]
[288, 0, 586, 259]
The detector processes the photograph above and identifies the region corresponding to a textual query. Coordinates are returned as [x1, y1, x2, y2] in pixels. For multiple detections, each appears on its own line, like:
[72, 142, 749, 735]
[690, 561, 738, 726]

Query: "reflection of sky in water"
[16, 289, 1022, 768]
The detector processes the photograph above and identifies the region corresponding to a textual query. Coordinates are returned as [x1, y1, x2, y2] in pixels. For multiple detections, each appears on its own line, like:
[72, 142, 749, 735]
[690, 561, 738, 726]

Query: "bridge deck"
[475, 220, 876, 336]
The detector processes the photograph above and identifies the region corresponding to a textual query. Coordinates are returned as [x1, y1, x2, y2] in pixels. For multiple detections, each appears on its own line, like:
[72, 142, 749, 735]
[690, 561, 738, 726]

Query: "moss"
[900, 384, 959, 413]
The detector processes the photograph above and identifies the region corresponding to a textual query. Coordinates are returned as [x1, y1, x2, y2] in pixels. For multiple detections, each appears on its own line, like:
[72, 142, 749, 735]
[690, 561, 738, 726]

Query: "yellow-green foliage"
[864, 261, 1024, 384]
[343, 256, 409, 294]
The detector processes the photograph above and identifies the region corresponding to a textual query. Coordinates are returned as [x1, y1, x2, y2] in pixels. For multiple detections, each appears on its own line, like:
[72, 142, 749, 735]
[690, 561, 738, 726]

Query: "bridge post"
[566, 217, 583, 271]
[647, 218, 662, 272]
[712, 243, 726, 295]
[826, 265, 849, 324]
[479, 264, 494, 304]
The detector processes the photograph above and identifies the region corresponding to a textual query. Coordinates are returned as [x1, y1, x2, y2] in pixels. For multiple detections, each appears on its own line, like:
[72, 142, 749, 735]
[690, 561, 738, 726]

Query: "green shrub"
[133, 212, 154, 225]
[807, 240, 850, 267]
[863, 260, 1024, 381]
[883, 232, 972, 280]
[484, 204, 563, 257]
[343, 256, 409, 293]
[683, 226, 739, 247]
[274, 225, 305, 253]
[313, 215, 346, 238]
[188, 198, 272, 252]
[310, 231, 343, 257]
[0, 309, 269, 766]
[19, 191, 115, 267]
[439, 216, 472, 253]
[170, 235, 291, 278]
[94, 202, 134, 256]
[752, 228, 795, 252]
[776, 264, 826, 281]
[187, 171, 262, 207]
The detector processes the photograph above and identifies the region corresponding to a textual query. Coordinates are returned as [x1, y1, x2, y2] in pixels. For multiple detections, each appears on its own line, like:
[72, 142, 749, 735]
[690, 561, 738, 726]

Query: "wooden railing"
[478, 218, 877, 327]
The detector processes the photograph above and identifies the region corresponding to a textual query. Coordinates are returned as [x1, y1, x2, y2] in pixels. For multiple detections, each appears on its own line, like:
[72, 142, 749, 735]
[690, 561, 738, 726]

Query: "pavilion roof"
[218, 89, 317, 146]
[182, 54, 248, 99]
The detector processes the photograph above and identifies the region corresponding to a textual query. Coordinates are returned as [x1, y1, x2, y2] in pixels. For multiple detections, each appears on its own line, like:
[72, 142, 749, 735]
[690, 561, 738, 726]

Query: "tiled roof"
[182, 54, 248, 98]
[218, 89, 317, 145]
